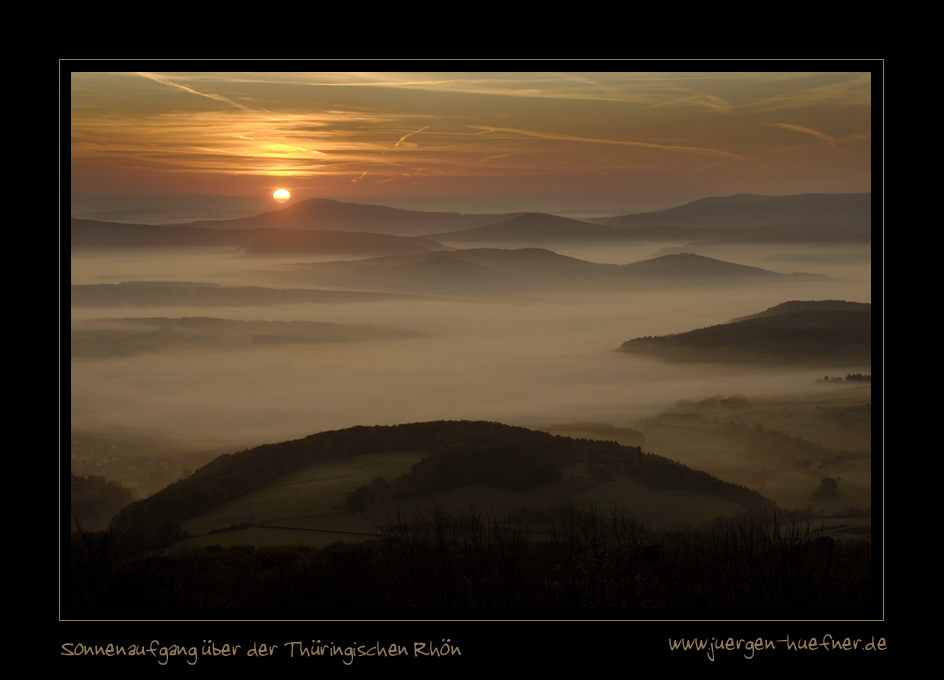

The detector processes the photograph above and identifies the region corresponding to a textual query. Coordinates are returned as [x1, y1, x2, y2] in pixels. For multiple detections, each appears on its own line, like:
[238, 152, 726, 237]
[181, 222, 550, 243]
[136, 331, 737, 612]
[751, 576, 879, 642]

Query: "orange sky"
[70, 70, 873, 215]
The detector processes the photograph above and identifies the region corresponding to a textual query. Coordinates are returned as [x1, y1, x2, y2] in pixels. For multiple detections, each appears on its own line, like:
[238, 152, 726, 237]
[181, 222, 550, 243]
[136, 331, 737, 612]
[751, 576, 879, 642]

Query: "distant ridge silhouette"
[182, 198, 524, 235]
[72, 192, 872, 245]
[620, 300, 871, 366]
[606, 193, 871, 240]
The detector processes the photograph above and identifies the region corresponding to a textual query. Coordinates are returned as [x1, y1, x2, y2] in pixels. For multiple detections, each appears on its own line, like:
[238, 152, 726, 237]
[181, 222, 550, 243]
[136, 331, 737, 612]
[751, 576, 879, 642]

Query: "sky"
[69, 70, 873, 221]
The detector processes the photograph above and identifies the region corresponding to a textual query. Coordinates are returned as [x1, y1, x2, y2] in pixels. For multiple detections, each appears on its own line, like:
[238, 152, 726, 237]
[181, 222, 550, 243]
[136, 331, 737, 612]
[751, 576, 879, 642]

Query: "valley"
[70, 195, 874, 552]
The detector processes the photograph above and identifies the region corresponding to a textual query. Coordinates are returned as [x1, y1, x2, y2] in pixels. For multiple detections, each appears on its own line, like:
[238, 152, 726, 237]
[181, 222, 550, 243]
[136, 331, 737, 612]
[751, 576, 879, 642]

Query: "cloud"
[767, 123, 871, 156]
[470, 126, 751, 162]
[769, 123, 836, 145]
[136, 72, 249, 110]
[383, 126, 430, 154]
[70, 108, 398, 179]
[742, 73, 872, 113]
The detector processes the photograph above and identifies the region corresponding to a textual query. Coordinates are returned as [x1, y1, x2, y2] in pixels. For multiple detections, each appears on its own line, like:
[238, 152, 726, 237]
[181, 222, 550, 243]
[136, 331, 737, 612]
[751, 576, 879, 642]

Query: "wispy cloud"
[767, 122, 871, 156]
[70, 109, 389, 178]
[71, 71, 870, 195]
[232, 72, 670, 104]
[136, 72, 250, 110]
[742, 73, 872, 113]
[383, 126, 429, 153]
[769, 123, 836, 144]
[470, 126, 751, 162]
[640, 88, 735, 115]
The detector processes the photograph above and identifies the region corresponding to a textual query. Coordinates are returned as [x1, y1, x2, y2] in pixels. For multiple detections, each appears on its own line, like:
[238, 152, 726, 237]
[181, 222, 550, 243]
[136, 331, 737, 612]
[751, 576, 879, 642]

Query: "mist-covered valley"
[66, 193, 879, 625]
[67, 68, 881, 622]
[70, 199, 873, 524]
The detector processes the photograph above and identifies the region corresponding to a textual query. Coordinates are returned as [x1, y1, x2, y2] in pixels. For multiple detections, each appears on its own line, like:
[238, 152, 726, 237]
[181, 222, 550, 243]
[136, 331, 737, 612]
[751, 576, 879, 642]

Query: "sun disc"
[273, 189, 290, 203]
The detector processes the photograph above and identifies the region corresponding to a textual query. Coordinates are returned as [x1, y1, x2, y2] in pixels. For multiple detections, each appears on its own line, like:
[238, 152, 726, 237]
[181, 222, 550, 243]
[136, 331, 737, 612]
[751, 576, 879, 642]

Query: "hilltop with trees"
[110, 421, 772, 534]
[619, 301, 871, 366]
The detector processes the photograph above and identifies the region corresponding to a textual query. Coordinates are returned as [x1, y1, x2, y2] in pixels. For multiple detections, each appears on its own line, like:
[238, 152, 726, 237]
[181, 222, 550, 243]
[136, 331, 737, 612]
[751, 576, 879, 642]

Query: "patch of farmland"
[574, 475, 747, 531]
[359, 483, 538, 528]
[182, 451, 424, 536]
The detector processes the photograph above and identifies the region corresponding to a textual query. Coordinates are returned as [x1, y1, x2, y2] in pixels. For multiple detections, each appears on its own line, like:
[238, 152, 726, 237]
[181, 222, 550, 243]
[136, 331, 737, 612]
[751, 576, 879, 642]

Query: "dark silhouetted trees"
[70, 505, 871, 610]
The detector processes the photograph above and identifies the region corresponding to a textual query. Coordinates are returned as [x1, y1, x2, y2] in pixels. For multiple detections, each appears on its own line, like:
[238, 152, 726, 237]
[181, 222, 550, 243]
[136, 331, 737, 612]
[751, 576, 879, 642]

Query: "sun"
[273, 189, 291, 203]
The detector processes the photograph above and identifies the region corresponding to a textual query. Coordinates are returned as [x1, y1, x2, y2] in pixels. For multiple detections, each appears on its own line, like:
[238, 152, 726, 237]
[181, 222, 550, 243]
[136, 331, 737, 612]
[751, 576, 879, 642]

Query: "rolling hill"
[242, 229, 445, 255]
[181, 198, 523, 236]
[606, 193, 871, 243]
[426, 193, 872, 244]
[71, 219, 242, 248]
[426, 212, 627, 243]
[619, 300, 871, 366]
[110, 421, 773, 535]
[71, 218, 447, 256]
[729, 299, 872, 321]
[73, 193, 871, 247]
[285, 250, 817, 295]
[75, 421, 871, 610]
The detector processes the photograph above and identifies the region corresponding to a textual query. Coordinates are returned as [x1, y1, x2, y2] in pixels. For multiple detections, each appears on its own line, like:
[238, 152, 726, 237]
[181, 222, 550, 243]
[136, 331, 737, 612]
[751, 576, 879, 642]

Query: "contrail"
[767, 122, 871, 155]
[470, 125, 750, 161]
[136, 72, 249, 110]
[383, 126, 429, 153]
[768, 123, 837, 146]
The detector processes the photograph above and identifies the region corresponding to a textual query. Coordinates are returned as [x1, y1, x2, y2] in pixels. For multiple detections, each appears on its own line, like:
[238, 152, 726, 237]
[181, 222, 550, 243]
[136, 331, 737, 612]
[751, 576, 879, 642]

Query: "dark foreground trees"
[68, 505, 871, 610]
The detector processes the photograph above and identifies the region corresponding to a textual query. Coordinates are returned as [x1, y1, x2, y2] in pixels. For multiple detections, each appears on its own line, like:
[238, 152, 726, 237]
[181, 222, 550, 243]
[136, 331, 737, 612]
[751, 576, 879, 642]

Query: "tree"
[346, 485, 372, 511]
[811, 477, 838, 500]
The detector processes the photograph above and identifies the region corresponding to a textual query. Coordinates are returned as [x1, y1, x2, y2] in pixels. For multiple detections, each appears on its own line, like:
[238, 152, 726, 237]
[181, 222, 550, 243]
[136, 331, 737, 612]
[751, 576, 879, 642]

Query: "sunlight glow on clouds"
[70, 70, 872, 206]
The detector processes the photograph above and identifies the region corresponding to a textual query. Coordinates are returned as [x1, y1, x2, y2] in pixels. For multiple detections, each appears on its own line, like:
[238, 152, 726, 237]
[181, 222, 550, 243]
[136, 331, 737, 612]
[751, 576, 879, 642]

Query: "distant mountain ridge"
[605, 193, 871, 242]
[182, 198, 524, 236]
[71, 218, 447, 256]
[72, 193, 872, 246]
[428, 193, 871, 244]
[71, 219, 240, 248]
[286, 250, 818, 295]
[426, 212, 622, 243]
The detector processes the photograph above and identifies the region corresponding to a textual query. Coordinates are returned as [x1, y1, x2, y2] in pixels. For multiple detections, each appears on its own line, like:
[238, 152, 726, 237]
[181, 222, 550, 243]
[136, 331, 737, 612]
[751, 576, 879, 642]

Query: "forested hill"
[619, 302, 871, 366]
[605, 193, 871, 239]
[110, 421, 772, 532]
[730, 299, 871, 322]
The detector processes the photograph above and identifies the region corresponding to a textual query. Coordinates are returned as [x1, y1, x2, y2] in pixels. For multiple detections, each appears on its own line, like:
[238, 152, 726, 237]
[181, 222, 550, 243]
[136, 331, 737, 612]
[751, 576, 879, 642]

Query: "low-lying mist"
[70, 241, 872, 509]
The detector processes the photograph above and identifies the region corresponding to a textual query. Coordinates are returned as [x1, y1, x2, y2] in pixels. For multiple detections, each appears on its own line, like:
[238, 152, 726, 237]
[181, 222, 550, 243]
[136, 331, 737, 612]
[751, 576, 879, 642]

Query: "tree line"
[69, 504, 871, 610]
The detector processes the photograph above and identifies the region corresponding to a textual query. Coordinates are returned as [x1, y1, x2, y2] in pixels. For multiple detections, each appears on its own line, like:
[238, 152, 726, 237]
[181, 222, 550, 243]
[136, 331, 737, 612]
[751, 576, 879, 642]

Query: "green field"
[573, 475, 746, 531]
[174, 449, 771, 550]
[180, 451, 425, 546]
